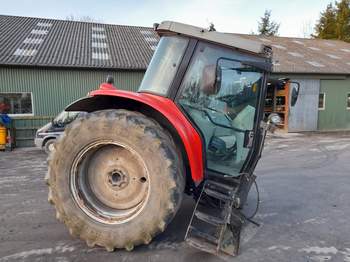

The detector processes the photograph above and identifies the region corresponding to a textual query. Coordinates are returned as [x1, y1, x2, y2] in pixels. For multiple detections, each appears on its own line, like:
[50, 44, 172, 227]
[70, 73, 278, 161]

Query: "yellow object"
[252, 83, 257, 93]
[0, 126, 6, 150]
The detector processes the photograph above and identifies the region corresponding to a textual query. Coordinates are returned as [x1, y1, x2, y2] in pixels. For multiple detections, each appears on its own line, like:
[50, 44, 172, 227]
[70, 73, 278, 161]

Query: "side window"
[0, 92, 33, 116]
[347, 93, 350, 109]
[318, 93, 325, 110]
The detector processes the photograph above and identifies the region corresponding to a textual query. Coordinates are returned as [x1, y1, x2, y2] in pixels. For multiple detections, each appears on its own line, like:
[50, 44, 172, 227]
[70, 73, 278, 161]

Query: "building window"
[318, 93, 325, 110]
[0, 93, 33, 116]
[347, 93, 350, 109]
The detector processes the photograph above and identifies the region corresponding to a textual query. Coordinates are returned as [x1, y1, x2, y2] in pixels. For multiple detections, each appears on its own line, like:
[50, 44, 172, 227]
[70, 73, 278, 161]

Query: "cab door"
[176, 42, 266, 177]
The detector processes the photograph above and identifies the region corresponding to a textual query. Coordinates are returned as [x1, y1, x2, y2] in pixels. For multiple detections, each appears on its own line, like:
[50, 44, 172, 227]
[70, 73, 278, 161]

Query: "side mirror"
[290, 82, 300, 107]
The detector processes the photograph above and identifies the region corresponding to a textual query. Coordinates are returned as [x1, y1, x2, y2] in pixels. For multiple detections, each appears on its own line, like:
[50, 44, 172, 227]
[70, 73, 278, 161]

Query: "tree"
[335, 0, 350, 41]
[314, 1, 350, 41]
[257, 10, 280, 36]
[314, 3, 338, 39]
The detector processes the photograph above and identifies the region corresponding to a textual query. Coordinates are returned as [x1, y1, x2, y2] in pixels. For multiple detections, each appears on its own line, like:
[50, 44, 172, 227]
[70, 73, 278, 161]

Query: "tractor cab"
[139, 21, 273, 178]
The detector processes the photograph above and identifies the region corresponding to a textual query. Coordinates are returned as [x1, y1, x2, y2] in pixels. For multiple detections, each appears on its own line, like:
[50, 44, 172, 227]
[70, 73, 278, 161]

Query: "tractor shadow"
[135, 190, 261, 259]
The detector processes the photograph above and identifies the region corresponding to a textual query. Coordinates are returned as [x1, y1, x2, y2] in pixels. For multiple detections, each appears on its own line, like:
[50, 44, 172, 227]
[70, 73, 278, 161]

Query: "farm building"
[239, 34, 350, 132]
[0, 15, 350, 147]
[0, 15, 158, 146]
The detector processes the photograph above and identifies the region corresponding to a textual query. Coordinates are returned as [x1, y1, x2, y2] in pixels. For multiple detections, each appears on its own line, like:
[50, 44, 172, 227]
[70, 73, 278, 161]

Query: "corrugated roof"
[0, 15, 158, 70]
[1, 15, 350, 74]
[235, 34, 350, 74]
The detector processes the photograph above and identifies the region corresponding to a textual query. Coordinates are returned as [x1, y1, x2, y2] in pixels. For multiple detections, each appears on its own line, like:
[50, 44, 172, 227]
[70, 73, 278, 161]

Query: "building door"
[288, 79, 320, 132]
[318, 79, 350, 131]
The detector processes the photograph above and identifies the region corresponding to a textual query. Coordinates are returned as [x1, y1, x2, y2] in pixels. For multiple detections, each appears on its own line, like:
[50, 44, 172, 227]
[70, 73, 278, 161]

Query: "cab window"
[139, 36, 189, 96]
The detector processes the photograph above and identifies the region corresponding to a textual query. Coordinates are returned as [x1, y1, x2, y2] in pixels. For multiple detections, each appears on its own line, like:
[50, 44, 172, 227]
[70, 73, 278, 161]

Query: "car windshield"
[138, 36, 189, 96]
[53, 111, 80, 125]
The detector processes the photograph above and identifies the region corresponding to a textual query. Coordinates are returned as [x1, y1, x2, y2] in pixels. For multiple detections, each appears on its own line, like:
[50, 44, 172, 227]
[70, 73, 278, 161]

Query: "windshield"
[53, 111, 80, 126]
[138, 36, 189, 96]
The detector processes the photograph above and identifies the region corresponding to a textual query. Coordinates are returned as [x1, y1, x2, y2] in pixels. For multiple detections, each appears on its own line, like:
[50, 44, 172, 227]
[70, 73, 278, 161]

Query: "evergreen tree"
[314, 1, 350, 41]
[314, 3, 337, 39]
[335, 0, 350, 41]
[257, 10, 280, 36]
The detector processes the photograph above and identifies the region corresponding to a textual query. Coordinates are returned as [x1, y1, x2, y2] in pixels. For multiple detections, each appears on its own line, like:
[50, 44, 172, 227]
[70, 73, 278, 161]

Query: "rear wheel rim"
[70, 141, 150, 225]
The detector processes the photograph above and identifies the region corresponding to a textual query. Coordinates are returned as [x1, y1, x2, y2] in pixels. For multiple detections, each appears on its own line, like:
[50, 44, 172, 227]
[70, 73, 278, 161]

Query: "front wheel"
[44, 139, 55, 154]
[46, 109, 185, 251]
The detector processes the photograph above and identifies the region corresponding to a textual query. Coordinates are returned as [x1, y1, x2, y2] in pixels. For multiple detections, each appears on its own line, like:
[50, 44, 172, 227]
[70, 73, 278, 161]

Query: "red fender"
[89, 89, 204, 183]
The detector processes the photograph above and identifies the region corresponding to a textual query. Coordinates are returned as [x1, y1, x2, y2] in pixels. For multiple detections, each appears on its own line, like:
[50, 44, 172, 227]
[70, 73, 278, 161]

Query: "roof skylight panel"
[272, 44, 287, 50]
[306, 61, 325, 67]
[31, 29, 48, 35]
[13, 48, 38, 56]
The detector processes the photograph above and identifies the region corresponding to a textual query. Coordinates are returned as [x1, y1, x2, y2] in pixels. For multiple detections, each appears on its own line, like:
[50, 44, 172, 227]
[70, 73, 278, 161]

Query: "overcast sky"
[1, 0, 332, 37]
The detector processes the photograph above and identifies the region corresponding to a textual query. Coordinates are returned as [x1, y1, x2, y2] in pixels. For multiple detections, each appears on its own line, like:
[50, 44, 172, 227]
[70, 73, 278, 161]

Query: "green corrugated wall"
[0, 67, 145, 147]
[318, 78, 350, 131]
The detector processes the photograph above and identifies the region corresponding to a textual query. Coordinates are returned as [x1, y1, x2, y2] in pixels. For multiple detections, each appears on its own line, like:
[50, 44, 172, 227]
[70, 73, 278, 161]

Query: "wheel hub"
[108, 170, 129, 189]
[70, 141, 150, 224]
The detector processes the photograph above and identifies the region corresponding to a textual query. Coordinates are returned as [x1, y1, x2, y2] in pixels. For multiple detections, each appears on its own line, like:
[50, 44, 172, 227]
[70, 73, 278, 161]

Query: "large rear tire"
[46, 109, 185, 251]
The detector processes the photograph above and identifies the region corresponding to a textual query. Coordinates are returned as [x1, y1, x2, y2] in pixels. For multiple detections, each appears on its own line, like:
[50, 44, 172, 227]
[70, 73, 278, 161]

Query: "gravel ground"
[0, 132, 350, 262]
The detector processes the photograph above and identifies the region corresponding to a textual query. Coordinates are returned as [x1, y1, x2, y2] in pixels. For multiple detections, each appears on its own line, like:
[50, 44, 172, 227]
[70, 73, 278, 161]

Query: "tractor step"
[185, 178, 244, 257]
[188, 226, 219, 244]
[194, 210, 225, 226]
[186, 236, 218, 255]
[204, 187, 232, 201]
[186, 227, 240, 258]
[206, 180, 234, 192]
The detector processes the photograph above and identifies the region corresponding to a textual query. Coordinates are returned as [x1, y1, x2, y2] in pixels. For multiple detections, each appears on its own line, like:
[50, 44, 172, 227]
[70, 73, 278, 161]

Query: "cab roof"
[155, 21, 272, 58]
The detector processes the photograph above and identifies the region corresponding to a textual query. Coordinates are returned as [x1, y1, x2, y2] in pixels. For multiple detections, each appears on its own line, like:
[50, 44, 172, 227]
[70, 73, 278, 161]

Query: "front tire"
[44, 139, 55, 154]
[46, 109, 185, 251]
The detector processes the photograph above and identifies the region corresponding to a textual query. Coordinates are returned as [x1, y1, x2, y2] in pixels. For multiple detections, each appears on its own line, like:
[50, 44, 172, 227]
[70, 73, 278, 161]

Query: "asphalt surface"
[0, 132, 350, 262]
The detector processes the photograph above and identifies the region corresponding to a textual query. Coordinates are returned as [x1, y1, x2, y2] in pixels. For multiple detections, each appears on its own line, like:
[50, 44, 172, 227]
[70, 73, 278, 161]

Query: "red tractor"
[46, 21, 299, 257]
